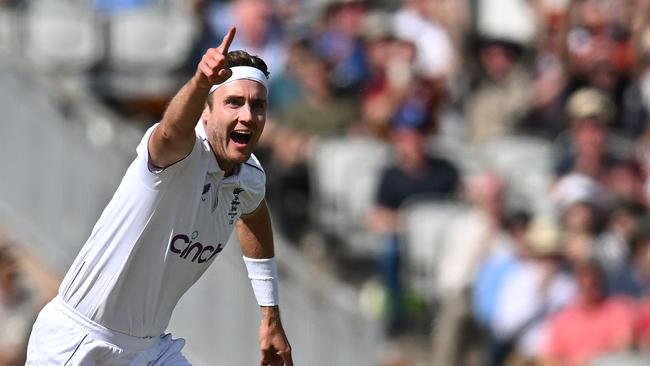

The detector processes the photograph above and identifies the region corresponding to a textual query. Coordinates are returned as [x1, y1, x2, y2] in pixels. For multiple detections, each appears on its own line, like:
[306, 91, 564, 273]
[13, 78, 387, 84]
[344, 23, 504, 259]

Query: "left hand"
[259, 306, 293, 366]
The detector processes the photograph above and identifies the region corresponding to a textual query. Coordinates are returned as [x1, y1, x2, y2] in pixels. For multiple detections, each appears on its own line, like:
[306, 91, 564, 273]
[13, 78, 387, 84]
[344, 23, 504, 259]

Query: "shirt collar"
[196, 121, 221, 174]
[196, 121, 241, 182]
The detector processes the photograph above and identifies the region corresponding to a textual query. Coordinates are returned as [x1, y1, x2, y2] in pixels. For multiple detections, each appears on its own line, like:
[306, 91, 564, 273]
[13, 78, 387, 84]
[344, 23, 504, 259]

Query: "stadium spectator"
[266, 45, 359, 242]
[203, 0, 287, 80]
[0, 227, 60, 366]
[608, 215, 650, 297]
[620, 26, 650, 138]
[367, 101, 460, 336]
[358, 10, 415, 138]
[631, 209, 650, 354]
[266, 39, 305, 116]
[523, 1, 569, 139]
[605, 159, 647, 207]
[554, 87, 620, 183]
[540, 260, 636, 366]
[551, 173, 610, 232]
[473, 210, 531, 327]
[0, 245, 35, 366]
[464, 38, 533, 145]
[561, 1, 630, 130]
[392, 0, 455, 80]
[489, 216, 576, 366]
[472, 210, 531, 366]
[637, 296, 650, 352]
[433, 172, 506, 365]
[593, 200, 646, 279]
[313, 0, 368, 94]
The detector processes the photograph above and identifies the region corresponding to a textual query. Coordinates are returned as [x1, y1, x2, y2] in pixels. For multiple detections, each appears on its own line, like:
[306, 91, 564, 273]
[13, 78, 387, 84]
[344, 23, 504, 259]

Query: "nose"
[238, 103, 253, 125]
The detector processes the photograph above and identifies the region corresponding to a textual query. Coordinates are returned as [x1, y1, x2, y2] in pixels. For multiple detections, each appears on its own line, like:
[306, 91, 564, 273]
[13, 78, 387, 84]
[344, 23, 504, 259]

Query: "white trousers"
[26, 296, 190, 365]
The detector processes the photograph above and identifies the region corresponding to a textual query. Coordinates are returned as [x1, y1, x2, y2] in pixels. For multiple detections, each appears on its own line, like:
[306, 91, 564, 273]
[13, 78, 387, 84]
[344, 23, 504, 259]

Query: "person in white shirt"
[25, 27, 293, 366]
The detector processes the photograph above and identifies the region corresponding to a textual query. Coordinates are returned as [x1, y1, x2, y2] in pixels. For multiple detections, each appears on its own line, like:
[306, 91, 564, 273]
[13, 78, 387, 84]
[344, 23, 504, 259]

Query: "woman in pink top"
[636, 298, 650, 351]
[541, 261, 635, 366]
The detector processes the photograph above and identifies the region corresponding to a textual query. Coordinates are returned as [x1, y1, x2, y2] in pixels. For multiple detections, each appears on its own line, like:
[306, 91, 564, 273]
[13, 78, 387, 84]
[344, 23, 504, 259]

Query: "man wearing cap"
[554, 87, 619, 182]
[489, 216, 575, 364]
[367, 101, 460, 335]
[25, 28, 293, 366]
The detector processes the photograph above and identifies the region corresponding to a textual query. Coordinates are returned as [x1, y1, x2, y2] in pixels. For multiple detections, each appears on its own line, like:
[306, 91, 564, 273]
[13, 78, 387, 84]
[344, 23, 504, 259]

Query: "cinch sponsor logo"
[169, 230, 223, 263]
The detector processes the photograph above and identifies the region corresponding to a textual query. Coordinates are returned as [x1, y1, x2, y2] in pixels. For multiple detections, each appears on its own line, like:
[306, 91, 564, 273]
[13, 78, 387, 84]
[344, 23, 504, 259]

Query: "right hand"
[195, 26, 236, 89]
[259, 306, 293, 366]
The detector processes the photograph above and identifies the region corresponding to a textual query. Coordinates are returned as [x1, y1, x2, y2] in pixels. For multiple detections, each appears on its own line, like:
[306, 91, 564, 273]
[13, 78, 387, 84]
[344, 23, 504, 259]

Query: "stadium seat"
[22, 1, 104, 74]
[310, 136, 393, 258]
[428, 133, 482, 176]
[480, 134, 556, 214]
[399, 200, 470, 300]
[108, 6, 196, 73]
[100, 4, 198, 99]
[589, 352, 650, 366]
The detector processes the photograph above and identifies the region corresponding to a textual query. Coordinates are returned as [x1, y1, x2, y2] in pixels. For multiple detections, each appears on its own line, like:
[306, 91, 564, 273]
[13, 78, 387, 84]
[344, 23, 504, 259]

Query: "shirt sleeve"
[134, 123, 202, 189]
[376, 169, 400, 210]
[239, 157, 267, 215]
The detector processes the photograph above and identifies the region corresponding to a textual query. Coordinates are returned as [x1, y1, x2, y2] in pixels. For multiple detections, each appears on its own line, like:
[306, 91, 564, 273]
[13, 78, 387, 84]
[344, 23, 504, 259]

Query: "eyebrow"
[224, 93, 266, 100]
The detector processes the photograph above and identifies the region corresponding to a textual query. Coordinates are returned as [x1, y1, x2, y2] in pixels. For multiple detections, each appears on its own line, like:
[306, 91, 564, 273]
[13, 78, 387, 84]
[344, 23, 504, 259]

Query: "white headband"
[208, 66, 268, 94]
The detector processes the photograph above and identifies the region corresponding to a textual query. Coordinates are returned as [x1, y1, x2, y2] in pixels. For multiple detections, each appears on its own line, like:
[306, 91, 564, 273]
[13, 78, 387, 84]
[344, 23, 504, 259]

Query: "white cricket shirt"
[58, 123, 265, 337]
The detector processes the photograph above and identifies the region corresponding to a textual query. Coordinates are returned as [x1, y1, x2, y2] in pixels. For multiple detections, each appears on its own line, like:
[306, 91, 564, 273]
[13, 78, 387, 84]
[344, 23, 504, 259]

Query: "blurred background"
[2, 0, 650, 365]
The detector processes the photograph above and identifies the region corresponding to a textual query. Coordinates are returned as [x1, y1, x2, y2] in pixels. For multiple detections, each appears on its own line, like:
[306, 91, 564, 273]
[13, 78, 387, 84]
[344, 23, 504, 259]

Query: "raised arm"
[148, 27, 236, 169]
[237, 201, 293, 366]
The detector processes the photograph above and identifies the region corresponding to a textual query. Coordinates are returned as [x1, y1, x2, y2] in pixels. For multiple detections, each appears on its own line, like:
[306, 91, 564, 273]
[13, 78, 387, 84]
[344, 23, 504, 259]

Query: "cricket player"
[25, 27, 293, 366]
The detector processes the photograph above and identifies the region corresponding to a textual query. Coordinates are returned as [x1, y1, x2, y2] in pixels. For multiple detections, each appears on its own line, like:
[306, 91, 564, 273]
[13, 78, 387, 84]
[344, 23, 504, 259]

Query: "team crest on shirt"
[201, 183, 211, 202]
[227, 188, 245, 224]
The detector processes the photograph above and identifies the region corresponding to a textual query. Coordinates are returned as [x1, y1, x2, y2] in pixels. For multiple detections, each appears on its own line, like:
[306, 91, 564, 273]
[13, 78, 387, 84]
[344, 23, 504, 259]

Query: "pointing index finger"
[218, 26, 236, 55]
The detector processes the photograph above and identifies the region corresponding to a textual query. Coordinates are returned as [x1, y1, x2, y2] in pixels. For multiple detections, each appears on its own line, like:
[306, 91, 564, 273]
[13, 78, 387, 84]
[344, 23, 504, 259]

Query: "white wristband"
[243, 256, 279, 306]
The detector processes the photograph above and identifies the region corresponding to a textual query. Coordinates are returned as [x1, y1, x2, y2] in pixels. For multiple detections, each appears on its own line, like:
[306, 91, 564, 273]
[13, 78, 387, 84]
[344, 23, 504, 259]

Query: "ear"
[201, 104, 211, 123]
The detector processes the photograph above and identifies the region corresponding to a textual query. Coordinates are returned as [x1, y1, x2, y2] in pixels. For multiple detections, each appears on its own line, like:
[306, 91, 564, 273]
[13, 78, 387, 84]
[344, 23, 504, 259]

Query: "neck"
[401, 156, 427, 173]
[220, 160, 239, 177]
[205, 139, 239, 177]
[578, 295, 603, 309]
[214, 153, 239, 177]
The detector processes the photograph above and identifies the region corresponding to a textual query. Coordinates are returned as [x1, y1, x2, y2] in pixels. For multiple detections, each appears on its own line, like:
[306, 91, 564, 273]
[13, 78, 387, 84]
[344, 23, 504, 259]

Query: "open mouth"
[230, 130, 252, 145]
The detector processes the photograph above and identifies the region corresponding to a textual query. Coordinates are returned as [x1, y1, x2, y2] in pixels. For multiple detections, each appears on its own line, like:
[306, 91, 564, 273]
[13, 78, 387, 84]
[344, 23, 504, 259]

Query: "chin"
[230, 152, 251, 164]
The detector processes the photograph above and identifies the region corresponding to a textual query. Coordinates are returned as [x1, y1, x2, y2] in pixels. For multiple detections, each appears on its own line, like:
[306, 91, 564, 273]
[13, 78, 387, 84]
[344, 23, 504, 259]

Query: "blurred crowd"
[235, 0, 650, 364]
[4, 0, 650, 365]
[0, 230, 57, 366]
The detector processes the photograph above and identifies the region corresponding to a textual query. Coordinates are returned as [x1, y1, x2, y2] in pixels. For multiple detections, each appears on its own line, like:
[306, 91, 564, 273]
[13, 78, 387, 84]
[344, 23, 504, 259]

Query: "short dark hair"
[227, 50, 270, 78]
[502, 209, 531, 233]
[206, 50, 269, 109]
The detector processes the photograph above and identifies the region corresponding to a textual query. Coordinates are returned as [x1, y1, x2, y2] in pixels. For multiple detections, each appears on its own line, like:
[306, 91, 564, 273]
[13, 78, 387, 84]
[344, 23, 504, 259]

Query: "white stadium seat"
[428, 134, 482, 176]
[22, 1, 104, 74]
[400, 200, 470, 300]
[99, 5, 198, 98]
[310, 136, 393, 258]
[480, 134, 556, 214]
[108, 6, 196, 73]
